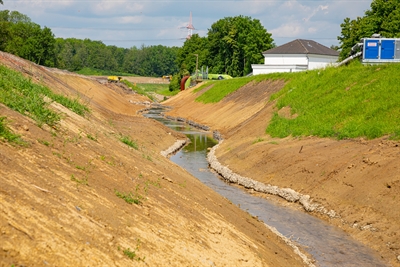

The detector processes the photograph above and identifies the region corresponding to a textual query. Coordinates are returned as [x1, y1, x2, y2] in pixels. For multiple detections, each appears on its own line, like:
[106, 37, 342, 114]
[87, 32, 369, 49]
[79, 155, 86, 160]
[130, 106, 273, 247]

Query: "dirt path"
[0, 52, 308, 267]
[164, 80, 400, 267]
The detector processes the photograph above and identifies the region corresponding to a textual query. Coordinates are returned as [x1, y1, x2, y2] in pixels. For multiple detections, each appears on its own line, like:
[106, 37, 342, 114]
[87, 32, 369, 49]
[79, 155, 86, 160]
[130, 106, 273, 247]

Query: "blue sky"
[1, 0, 372, 49]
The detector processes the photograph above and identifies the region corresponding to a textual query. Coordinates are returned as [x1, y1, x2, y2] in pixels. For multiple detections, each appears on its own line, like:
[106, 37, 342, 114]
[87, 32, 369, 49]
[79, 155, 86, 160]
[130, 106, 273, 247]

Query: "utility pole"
[193, 53, 198, 80]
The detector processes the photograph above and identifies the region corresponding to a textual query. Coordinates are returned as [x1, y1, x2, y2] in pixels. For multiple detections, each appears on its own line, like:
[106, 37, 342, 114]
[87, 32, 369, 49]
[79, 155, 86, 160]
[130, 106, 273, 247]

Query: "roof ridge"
[298, 39, 309, 54]
[262, 39, 339, 56]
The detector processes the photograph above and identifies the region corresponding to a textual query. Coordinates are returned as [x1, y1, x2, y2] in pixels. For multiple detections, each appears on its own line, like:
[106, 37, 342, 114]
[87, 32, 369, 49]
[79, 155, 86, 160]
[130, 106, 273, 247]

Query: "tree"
[176, 16, 274, 78]
[207, 16, 274, 77]
[0, 10, 56, 66]
[338, 0, 400, 59]
[176, 34, 209, 76]
[122, 45, 179, 77]
[0, 1, 3, 5]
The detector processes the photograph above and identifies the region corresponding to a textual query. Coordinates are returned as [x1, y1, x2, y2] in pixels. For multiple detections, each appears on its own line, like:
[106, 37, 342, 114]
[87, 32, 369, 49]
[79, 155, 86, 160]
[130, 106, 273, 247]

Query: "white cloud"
[270, 22, 303, 38]
[1, 0, 373, 48]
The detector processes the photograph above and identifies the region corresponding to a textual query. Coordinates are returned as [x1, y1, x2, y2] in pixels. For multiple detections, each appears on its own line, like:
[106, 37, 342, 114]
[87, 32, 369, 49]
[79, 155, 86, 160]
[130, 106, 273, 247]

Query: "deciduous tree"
[338, 0, 400, 59]
[177, 16, 274, 77]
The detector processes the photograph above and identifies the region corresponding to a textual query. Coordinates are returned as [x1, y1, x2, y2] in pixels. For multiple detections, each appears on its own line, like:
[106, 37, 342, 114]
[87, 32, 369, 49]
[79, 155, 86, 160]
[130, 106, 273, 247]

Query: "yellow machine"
[107, 76, 122, 83]
[162, 75, 171, 81]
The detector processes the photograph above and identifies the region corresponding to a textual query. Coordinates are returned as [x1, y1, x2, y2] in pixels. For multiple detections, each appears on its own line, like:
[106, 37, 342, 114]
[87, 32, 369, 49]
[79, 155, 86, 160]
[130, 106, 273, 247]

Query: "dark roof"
[263, 39, 339, 56]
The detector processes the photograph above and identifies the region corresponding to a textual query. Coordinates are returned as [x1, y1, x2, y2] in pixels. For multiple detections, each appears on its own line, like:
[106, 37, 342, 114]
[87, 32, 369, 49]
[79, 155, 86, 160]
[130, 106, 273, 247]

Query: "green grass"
[0, 65, 89, 127]
[114, 189, 143, 205]
[192, 61, 400, 140]
[0, 117, 25, 145]
[123, 247, 138, 260]
[86, 133, 97, 141]
[122, 240, 145, 262]
[137, 83, 179, 98]
[266, 61, 400, 140]
[120, 80, 154, 101]
[75, 67, 137, 77]
[194, 73, 286, 103]
[119, 135, 138, 149]
[252, 137, 264, 144]
[71, 174, 88, 185]
[38, 139, 51, 146]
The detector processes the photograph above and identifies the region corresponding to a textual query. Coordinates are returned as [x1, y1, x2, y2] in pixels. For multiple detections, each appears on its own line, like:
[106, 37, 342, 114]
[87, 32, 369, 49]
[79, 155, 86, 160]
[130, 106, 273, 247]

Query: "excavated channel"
[144, 106, 389, 267]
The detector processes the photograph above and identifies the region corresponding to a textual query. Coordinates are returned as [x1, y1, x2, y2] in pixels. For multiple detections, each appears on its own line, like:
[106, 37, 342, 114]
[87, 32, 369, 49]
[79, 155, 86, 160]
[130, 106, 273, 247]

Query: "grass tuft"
[119, 135, 138, 149]
[0, 117, 26, 145]
[114, 189, 143, 205]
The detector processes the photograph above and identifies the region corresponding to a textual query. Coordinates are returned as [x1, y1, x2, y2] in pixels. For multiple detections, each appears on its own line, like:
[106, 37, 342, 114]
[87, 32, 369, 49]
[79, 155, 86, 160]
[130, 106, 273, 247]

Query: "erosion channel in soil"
[144, 106, 389, 267]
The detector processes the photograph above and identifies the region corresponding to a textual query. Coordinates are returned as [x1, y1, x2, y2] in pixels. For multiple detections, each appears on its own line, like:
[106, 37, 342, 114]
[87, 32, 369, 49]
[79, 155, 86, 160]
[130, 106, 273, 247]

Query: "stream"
[144, 106, 389, 267]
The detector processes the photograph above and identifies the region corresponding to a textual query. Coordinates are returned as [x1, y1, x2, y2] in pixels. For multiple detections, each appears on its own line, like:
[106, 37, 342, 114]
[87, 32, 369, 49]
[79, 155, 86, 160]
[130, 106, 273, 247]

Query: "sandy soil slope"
[0, 52, 308, 267]
[164, 80, 400, 267]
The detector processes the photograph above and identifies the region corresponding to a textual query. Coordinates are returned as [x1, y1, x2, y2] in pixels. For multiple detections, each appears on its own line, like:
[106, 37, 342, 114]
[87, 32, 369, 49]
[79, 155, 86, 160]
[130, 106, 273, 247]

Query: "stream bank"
[145, 106, 390, 267]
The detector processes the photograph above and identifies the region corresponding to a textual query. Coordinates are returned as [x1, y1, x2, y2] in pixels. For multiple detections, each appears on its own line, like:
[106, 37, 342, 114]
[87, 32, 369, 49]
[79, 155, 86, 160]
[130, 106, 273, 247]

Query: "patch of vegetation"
[194, 73, 285, 103]
[107, 119, 115, 127]
[38, 139, 51, 146]
[53, 152, 62, 158]
[86, 133, 97, 141]
[142, 154, 152, 161]
[146, 178, 161, 188]
[135, 83, 178, 98]
[70, 174, 88, 185]
[75, 165, 86, 171]
[252, 137, 264, 144]
[0, 65, 89, 127]
[122, 240, 145, 262]
[51, 94, 89, 116]
[119, 135, 138, 150]
[266, 61, 400, 140]
[114, 189, 143, 205]
[0, 117, 25, 145]
[179, 180, 187, 188]
[120, 80, 154, 101]
[75, 67, 138, 77]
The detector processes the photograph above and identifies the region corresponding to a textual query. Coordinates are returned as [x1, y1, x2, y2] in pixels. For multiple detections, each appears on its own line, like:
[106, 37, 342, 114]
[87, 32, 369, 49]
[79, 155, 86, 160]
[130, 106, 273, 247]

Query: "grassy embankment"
[194, 61, 400, 140]
[76, 67, 138, 77]
[137, 83, 178, 97]
[120, 80, 177, 101]
[0, 65, 89, 144]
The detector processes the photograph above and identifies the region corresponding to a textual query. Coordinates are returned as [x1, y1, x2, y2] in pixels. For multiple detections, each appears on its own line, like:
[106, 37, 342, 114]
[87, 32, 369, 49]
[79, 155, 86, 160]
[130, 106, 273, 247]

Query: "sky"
[1, 0, 373, 49]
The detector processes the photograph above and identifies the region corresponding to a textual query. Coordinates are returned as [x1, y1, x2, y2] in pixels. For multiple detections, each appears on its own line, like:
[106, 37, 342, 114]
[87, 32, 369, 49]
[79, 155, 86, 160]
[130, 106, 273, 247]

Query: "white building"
[252, 39, 339, 75]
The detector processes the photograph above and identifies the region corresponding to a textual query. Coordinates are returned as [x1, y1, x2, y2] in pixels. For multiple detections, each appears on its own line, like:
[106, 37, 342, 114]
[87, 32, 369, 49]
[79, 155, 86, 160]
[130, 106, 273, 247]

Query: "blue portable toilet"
[362, 38, 400, 63]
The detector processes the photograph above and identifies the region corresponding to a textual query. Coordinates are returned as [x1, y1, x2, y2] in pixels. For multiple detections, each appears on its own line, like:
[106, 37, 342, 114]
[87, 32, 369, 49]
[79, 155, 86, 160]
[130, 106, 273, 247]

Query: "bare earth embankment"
[164, 81, 400, 267]
[0, 52, 308, 267]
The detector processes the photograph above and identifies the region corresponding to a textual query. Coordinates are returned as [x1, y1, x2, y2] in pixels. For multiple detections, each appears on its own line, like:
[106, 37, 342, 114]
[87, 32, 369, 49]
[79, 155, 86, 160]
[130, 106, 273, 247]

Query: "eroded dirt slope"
[164, 80, 400, 267]
[0, 52, 307, 267]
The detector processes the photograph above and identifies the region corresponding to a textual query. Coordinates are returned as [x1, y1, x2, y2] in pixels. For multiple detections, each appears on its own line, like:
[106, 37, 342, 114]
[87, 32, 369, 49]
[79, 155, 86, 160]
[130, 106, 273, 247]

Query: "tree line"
[0, 10, 275, 91]
[0, 10, 179, 76]
[2, 0, 399, 89]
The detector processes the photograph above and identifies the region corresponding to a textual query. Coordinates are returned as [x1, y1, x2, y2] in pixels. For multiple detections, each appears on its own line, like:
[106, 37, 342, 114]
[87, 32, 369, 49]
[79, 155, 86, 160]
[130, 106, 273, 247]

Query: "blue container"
[362, 38, 400, 63]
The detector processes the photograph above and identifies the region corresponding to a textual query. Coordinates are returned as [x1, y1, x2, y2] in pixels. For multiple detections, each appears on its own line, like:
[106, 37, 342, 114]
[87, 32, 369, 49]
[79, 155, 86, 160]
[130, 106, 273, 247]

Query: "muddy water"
[144, 107, 389, 267]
